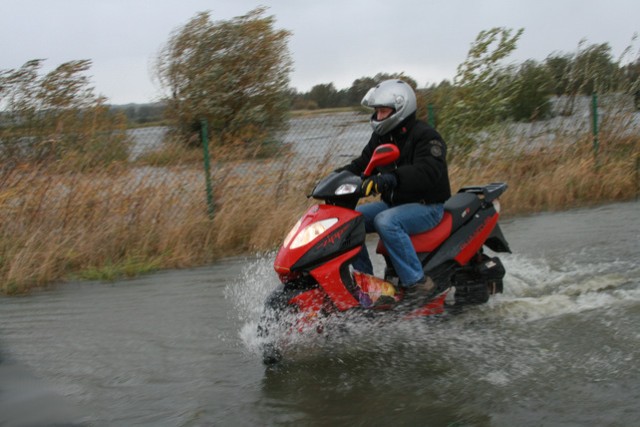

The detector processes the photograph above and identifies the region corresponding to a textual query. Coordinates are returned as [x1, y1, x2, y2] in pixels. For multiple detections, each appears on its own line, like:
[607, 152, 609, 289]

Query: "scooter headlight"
[289, 218, 338, 249]
[335, 183, 358, 195]
[283, 219, 303, 248]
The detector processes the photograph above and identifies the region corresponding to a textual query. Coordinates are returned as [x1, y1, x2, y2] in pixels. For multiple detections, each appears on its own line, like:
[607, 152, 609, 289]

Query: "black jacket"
[339, 114, 451, 205]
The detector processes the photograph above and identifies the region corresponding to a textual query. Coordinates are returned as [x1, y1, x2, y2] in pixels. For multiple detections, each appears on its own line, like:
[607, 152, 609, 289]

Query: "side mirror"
[363, 144, 400, 177]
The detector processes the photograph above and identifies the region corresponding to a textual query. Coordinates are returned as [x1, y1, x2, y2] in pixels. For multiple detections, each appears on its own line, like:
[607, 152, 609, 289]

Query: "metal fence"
[4, 95, 640, 292]
[0, 110, 375, 290]
[123, 111, 372, 216]
[3, 95, 639, 228]
[121, 96, 623, 222]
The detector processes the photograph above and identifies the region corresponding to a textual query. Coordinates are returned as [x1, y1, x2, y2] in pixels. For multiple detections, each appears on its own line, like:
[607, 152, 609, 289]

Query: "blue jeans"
[352, 201, 444, 287]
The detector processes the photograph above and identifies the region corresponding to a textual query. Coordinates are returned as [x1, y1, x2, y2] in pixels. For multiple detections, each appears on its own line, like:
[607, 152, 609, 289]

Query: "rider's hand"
[361, 173, 397, 197]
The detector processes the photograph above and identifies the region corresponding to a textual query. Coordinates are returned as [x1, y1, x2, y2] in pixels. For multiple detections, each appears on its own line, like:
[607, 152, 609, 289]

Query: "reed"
[451, 133, 638, 215]
[1, 126, 638, 294]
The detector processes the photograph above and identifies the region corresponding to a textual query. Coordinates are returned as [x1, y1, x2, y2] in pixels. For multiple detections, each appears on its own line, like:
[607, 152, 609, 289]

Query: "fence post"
[200, 119, 215, 219]
[427, 104, 436, 128]
[591, 92, 599, 158]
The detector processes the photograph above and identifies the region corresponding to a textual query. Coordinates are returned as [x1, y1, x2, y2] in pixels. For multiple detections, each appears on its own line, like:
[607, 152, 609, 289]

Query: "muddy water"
[1, 201, 639, 426]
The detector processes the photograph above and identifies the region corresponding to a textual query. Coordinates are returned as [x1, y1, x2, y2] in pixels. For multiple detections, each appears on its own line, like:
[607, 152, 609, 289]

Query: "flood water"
[1, 201, 639, 426]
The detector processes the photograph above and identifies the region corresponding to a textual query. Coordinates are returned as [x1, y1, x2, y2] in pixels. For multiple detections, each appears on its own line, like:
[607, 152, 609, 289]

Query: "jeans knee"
[373, 210, 397, 234]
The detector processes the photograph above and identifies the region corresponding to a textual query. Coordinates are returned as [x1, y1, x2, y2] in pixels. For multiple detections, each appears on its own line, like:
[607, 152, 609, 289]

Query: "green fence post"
[591, 92, 599, 158]
[427, 104, 436, 128]
[200, 119, 215, 219]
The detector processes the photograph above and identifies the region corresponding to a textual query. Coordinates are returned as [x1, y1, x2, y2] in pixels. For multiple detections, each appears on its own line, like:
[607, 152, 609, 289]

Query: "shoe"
[401, 276, 437, 305]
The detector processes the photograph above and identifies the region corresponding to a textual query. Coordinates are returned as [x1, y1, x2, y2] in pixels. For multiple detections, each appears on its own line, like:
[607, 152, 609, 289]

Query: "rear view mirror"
[363, 144, 400, 177]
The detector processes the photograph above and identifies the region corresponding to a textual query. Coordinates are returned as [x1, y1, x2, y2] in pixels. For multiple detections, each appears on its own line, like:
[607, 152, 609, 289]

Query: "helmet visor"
[361, 87, 377, 108]
[361, 87, 398, 109]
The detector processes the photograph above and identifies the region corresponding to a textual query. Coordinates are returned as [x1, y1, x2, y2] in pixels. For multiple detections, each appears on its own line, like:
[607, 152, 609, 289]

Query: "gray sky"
[1, 0, 638, 104]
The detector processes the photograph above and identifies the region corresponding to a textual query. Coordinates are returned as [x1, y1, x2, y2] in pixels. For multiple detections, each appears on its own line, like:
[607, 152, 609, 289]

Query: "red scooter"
[259, 144, 511, 364]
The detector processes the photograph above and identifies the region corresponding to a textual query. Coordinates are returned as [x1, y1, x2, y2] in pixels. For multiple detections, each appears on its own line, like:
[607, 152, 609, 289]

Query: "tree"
[509, 60, 552, 121]
[155, 7, 292, 153]
[547, 41, 619, 115]
[0, 59, 128, 167]
[573, 42, 617, 95]
[417, 80, 454, 126]
[545, 53, 573, 96]
[348, 76, 378, 106]
[308, 83, 338, 109]
[438, 27, 524, 155]
[373, 72, 418, 91]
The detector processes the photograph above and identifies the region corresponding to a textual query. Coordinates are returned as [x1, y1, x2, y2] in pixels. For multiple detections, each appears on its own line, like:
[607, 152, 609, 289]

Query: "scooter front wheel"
[261, 342, 283, 365]
[257, 287, 304, 365]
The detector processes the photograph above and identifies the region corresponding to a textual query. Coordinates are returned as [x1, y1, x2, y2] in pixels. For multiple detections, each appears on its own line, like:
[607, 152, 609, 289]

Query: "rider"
[337, 79, 451, 300]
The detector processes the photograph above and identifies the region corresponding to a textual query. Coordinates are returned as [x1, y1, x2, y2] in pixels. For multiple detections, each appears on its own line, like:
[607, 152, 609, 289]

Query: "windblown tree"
[307, 83, 339, 109]
[547, 42, 618, 115]
[437, 27, 523, 155]
[0, 59, 128, 167]
[508, 60, 553, 121]
[155, 7, 293, 153]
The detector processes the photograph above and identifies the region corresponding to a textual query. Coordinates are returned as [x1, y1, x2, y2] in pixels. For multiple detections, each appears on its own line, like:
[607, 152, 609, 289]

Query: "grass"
[75, 256, 164, 281]
[1, 118, 638, 295]
[451, 134, 639, 215]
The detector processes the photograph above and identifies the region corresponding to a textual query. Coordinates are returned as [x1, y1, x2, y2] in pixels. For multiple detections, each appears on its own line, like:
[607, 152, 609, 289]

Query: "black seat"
[443, 192, 481, 232]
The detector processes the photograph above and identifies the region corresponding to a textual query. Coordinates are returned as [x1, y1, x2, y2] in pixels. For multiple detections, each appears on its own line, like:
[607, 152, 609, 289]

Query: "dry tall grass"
[0, 154, 322, 294]
[1, 124, 638, 295]
[452, 134, 639, 215]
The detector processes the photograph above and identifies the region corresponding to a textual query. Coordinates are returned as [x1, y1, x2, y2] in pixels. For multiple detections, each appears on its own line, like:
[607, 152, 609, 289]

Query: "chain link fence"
[2, 98, 639, 292]
[2, 98, 639, 232]
[126, 110, 371, 213]
[111, 108, 405, 225]
[0, 110, 374, 291]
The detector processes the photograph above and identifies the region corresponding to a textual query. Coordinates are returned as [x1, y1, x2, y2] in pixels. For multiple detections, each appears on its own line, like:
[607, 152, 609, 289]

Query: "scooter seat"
[376, 211, 453, 255]
[376, 191, 483, 256]
[443, 191, 482, 231]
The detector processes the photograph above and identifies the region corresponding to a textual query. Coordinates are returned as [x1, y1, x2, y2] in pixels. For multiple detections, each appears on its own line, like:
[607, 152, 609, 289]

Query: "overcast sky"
[1, 0, 638, 105]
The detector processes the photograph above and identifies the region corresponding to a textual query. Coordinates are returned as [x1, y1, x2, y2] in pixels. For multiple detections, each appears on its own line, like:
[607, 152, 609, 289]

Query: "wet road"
[1, 201, 639, 426]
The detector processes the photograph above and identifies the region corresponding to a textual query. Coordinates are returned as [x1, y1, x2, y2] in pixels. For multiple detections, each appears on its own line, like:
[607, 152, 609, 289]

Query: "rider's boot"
[400, 276, 437, 306]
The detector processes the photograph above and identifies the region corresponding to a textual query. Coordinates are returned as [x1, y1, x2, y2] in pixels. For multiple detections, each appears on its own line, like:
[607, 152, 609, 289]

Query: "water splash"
[224, 253, 281, 356]
[224, 253, 280, 319]
[488, 252, 640, 322]
[226, 249, 639, 373]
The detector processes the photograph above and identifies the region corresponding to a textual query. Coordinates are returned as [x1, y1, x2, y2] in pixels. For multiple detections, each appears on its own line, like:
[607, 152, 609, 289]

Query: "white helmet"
[361, 79, 417, 135]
